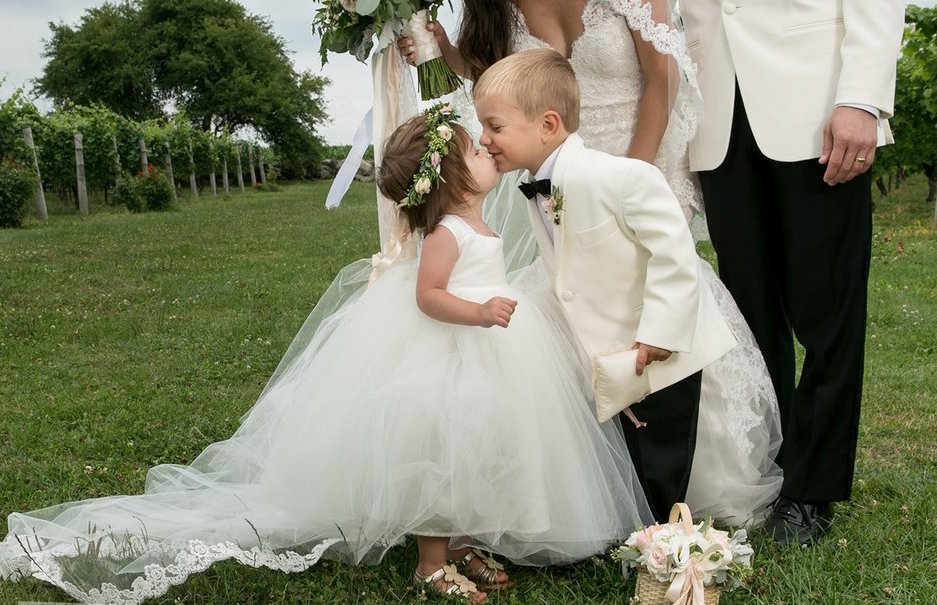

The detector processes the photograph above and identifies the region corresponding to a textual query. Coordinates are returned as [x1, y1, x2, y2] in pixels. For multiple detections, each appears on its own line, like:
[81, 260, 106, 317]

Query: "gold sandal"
[460, 549, 512, 590]
[414, 564, 485, 602]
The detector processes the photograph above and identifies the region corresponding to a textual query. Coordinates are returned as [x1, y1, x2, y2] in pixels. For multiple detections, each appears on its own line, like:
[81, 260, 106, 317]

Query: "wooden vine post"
[22, 127, 48, 220]
[222, 154, 230, 194]
[187, 141, 198, 198]
[258, 146, 267, 185]
[209, 141, 218, 196]
[139, 137, 149, 174]
[247, 145, 257, 187]
[235, 145, 245, 192]
[74, 132, 89, 215]
[111, 135, 122, 184]
[164, 143, 177, 202]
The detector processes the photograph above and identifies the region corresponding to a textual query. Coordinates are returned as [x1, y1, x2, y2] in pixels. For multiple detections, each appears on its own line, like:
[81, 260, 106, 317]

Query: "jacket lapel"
[522, 169, 558, 273]
[550, 133, 584, 281]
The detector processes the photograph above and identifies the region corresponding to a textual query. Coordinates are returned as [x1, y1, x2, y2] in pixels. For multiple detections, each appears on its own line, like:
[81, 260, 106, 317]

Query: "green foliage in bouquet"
[313, 0, 460, 100]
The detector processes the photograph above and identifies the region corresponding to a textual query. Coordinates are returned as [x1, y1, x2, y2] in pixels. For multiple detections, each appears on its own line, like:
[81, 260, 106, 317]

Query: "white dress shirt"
[530, 145, 563, 242]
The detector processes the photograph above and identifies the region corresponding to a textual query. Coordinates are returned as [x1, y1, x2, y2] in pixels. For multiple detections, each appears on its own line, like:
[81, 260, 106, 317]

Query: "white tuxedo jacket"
[526, 134, 737, 393]
[681, 0, 905, 170]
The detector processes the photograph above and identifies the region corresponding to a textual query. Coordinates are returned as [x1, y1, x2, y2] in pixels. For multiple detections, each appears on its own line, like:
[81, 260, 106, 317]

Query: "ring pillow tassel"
[404, 9, 461, 100]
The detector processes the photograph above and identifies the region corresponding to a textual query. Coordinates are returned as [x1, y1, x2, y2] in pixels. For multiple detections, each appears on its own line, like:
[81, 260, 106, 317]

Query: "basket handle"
[668, 502, 695, 536]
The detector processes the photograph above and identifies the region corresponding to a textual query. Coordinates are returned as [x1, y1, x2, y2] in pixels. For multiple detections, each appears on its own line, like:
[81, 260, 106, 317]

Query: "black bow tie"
[518, 178, 552, 200]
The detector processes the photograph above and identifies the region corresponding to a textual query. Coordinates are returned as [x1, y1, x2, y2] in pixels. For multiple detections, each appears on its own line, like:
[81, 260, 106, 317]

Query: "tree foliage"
[876, 5, 937, 210]
[37, 3, 161, 121]
[36, 0, 329, 179]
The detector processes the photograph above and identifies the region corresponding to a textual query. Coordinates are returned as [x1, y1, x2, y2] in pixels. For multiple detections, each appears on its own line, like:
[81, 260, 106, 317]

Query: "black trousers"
[621, 371, 702, 522]
[696, 87, 871, 503]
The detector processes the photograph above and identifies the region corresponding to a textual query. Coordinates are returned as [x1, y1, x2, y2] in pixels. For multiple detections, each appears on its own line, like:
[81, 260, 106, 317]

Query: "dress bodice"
[436, 215, 508, 302]
[508, 0, 704, 226]
[512, 0, 643, 157]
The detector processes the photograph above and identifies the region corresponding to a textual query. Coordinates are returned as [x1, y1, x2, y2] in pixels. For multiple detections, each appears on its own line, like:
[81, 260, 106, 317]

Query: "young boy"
[474, 48, 738, 521]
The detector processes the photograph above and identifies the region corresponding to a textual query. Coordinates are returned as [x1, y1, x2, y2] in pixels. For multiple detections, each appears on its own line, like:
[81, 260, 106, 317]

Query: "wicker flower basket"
[632, 504, 722, 605]
[635, 569, 720, 605]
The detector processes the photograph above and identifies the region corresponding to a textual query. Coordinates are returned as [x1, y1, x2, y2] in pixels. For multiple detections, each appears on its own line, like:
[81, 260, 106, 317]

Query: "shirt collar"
[533, 144, 563, 182]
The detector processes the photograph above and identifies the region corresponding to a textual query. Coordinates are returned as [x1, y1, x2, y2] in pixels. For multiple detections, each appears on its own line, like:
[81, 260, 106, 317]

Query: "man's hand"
[819, 106, 878, 186]
[477, 297, 517, 328]
[632, 342, 672, 376]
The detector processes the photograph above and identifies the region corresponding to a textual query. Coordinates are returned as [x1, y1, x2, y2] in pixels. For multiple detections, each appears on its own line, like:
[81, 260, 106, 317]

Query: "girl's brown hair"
[456, 0, 517, 81]
[377, 117, 480, 233]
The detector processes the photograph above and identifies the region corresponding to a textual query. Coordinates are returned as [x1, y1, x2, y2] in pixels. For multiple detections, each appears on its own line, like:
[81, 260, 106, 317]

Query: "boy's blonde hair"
[473, 48, 580, 132]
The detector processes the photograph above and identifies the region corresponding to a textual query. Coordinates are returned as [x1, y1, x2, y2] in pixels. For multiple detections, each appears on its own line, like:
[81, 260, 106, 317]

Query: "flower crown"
[400, 102, 461, 208]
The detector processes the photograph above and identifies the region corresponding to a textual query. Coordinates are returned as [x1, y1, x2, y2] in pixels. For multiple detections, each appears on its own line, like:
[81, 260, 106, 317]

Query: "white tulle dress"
[0, 215, 652, 604]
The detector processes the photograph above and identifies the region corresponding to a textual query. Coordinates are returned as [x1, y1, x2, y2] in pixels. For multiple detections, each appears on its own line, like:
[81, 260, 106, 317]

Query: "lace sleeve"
[605, 0, 699, 92]
[606, 0, 707, 237]
[606, 0, 701, 140]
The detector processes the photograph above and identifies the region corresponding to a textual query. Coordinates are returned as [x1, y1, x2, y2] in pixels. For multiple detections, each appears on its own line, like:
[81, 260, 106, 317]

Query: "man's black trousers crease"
[697, 87, 871, 503]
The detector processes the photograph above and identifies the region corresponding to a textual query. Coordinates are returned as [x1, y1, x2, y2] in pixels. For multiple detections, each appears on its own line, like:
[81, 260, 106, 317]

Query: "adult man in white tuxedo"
[680, 0, 905, 544]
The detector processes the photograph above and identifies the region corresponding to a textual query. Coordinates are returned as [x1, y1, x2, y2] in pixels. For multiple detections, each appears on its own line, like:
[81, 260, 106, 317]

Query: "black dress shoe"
[764, 497, 833, 546]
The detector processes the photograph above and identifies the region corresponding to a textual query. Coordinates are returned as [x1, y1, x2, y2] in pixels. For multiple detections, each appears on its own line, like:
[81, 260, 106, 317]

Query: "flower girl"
[0, 105, 652, 604]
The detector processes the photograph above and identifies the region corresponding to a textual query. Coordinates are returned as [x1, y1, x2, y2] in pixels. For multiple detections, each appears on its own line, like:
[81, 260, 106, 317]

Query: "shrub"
[324, 144, 373, 162]
[112, 176, 144, 212]
[0, 160, 36, 228]
[138, 166, 174, 210]
[112, 165, 174, 212]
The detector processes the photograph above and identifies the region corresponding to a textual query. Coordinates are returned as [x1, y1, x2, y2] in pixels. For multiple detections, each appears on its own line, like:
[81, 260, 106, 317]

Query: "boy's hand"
[477, 297, 517, 328]
[632, 342, 672, 376]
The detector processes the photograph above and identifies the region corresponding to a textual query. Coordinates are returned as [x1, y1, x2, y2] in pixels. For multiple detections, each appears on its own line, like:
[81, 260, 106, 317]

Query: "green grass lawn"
[0, 178, 935, 604]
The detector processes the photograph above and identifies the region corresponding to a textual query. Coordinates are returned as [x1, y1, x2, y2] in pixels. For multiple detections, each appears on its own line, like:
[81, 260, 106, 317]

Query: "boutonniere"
[545, 186, 565, 225]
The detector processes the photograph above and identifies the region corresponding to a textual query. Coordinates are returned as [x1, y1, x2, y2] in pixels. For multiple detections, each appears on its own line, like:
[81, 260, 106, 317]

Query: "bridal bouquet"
[313, 0, 461, 100]
[612, 504, 753, 605]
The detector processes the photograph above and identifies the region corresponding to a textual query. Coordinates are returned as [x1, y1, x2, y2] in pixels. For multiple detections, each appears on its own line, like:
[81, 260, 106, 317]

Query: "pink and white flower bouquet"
[612, 504, 753, 605]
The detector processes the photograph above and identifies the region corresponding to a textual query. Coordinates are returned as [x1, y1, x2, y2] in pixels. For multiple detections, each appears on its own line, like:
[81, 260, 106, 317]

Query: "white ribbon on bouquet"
[325, 22, 420, 277]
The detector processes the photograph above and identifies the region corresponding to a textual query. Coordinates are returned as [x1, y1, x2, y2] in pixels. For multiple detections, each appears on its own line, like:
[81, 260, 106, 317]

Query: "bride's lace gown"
[510, 0, 784, 525]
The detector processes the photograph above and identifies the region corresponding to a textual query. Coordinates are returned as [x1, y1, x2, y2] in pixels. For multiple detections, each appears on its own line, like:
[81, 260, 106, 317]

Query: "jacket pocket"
[574, 217, 618, 247]
[784, 0, 843, 32]
[784, 17, 843, 33]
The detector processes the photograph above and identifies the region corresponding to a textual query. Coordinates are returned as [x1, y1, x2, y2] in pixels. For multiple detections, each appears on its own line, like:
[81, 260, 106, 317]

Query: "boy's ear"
[539, 110, 565, 143]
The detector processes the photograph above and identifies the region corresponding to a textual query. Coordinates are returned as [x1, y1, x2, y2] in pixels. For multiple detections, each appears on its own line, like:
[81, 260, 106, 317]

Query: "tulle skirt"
[0, 258, 651, 604]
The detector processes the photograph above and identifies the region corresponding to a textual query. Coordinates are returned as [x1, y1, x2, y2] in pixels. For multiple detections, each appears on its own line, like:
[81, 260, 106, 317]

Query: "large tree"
[37, 2, 161, 121]
[36, 0, 330, 178]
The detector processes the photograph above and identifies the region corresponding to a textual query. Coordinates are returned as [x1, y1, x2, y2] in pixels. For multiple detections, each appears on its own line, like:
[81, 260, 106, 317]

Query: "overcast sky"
[0, 0, 932, 144]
